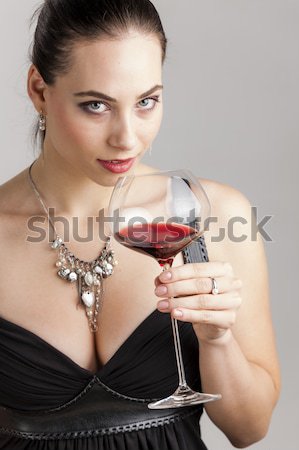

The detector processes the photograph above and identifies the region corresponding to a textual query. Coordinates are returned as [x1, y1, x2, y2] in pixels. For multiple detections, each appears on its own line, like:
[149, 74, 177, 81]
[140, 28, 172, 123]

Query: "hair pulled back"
[31, 0, 167, 85]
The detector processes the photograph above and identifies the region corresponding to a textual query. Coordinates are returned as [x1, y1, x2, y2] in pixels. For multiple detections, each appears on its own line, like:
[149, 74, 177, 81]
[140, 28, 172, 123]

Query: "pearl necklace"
[27, 161, 117, 332]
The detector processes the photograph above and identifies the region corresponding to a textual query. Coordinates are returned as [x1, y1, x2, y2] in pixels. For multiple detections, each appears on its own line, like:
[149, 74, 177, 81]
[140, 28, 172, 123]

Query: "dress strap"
[182, 235, 209, 264]
[179, 177, 209, 265]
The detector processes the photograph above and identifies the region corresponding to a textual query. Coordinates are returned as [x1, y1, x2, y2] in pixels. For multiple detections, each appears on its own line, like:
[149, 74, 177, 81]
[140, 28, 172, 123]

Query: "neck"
[30, 153, 115, 219]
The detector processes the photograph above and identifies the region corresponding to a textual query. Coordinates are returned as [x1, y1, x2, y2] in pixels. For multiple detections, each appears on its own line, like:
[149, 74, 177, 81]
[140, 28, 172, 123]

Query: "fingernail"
[158, 300, 169, 310]
[160, 271, 172, 281]
[173, 309, 183, 318]
[155, 285, 168, 296]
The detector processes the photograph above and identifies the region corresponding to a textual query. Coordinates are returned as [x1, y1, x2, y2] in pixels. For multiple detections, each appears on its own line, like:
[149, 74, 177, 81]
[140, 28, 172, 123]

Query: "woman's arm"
[155, 181, 280, 448]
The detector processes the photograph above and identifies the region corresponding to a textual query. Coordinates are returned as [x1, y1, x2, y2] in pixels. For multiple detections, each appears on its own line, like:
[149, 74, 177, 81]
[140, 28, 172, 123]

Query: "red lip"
[97, 158, 136, 174]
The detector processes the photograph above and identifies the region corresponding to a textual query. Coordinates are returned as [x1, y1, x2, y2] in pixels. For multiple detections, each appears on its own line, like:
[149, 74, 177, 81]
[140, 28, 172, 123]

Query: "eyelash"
[137, 96, 161, 111]
[79, 96, 161, 115]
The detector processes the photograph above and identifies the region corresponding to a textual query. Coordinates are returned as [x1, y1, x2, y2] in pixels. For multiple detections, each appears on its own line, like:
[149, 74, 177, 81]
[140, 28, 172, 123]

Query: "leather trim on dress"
[0, 376, 201, 440]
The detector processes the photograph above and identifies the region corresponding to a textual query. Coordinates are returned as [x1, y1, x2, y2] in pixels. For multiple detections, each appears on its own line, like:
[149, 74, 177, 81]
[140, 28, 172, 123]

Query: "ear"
[27, 64, 48, 113]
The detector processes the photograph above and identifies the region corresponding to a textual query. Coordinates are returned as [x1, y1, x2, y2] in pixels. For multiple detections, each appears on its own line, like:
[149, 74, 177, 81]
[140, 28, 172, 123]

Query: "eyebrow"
[73, 84, 163, 102]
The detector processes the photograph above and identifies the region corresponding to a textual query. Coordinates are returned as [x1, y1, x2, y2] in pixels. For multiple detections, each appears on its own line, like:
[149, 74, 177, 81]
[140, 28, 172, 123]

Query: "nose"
[107, 113, 137, 152]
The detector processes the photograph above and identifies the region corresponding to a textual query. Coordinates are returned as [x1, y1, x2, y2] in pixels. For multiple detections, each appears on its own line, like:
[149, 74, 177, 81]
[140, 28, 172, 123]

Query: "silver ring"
[211, 278, 219, 295]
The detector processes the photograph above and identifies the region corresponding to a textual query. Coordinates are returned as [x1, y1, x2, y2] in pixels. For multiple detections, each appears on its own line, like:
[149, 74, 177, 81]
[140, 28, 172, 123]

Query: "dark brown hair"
[31, 0, 167, 85]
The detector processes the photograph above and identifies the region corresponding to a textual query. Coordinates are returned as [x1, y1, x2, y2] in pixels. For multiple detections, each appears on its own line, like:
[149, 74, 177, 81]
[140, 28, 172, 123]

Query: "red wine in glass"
[116, 222, 198, 266]
[109, 169, 222, 409]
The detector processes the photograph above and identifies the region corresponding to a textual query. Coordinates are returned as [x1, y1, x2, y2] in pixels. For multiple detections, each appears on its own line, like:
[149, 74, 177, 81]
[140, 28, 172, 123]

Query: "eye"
[80, 101, 109, 114]
[137, 96, 160, 111]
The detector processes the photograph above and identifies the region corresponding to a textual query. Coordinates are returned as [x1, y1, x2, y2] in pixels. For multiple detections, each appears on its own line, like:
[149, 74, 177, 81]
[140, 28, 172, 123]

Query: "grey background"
[0, 1, 298, 448]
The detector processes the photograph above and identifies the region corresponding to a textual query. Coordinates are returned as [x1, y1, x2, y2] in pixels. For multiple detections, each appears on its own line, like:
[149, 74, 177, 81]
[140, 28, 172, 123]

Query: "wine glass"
[108, 169, 221, 409]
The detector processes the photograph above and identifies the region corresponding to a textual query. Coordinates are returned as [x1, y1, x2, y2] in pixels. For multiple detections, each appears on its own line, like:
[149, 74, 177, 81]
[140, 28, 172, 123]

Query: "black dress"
[0, 237, 209, 450]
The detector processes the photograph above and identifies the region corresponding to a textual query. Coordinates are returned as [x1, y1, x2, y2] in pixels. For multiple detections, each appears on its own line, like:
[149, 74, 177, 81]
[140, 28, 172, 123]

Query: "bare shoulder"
[0, 168, 34, 235]
[199, 181, 280, 394]
[198, 176, 264, 270]
[0, 169, 31, 208]
[199, 177, 252, 221]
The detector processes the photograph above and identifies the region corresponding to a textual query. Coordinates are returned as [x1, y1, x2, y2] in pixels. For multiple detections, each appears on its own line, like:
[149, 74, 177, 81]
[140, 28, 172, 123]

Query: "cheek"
[47, 101, 102, 151]
[141, 107, 163, 143]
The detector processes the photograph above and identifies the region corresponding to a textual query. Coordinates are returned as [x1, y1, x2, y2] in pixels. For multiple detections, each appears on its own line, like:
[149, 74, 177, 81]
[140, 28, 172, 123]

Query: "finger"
[171, 308, 237, 328]
[155, 276, 242, 298]
[154, 276, 161, 288]
[159, 261, 234, 283]
[157, 292, 242, 312]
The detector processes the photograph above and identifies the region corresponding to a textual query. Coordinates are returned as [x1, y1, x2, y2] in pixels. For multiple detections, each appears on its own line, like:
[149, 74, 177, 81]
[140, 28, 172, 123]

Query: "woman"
[0, 0, 280, 449]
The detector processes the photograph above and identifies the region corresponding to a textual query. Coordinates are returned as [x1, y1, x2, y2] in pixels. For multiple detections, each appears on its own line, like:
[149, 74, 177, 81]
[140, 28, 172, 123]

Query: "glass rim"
[113, 168, 201, 191]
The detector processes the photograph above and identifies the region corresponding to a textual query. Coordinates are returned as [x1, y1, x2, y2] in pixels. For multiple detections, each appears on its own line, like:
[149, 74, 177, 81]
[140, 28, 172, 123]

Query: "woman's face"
[41, 32, 163, 185]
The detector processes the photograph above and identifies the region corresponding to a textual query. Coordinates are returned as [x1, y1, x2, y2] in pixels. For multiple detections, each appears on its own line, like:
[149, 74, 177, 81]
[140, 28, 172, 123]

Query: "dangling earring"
[39, 111, 46, 132]
[149, 145, 153, 156]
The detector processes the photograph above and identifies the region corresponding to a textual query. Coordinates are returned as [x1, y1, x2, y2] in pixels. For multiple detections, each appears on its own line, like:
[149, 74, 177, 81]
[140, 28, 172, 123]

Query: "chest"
[0, 220, 185, 372]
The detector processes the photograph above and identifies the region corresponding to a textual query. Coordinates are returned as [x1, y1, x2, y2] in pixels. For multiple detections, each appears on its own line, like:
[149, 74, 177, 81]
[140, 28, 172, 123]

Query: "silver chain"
[28, 162, 57, 234]
[27, 160, 117, 332]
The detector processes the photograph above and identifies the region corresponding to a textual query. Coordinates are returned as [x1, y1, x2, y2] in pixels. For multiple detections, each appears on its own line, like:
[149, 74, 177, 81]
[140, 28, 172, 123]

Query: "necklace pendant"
[51, 237, 63, 249]
[84, 271, 94, 287]
[81, 290, 95, 308]
[68, 271, 78, 282]
[58, 268, 71, 279]
[101, 260, 114, 278]
[94, 265, 103, 275]
[28, 162, 117, 334]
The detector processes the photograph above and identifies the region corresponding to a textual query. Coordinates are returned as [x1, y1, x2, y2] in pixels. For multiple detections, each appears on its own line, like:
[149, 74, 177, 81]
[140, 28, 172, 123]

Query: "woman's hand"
[154, 261, 242, 343]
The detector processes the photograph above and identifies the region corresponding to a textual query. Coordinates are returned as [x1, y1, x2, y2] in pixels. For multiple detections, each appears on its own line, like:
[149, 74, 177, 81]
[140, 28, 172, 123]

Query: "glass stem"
[171, 317, 187, 388]
[162, 263, 187, 388]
